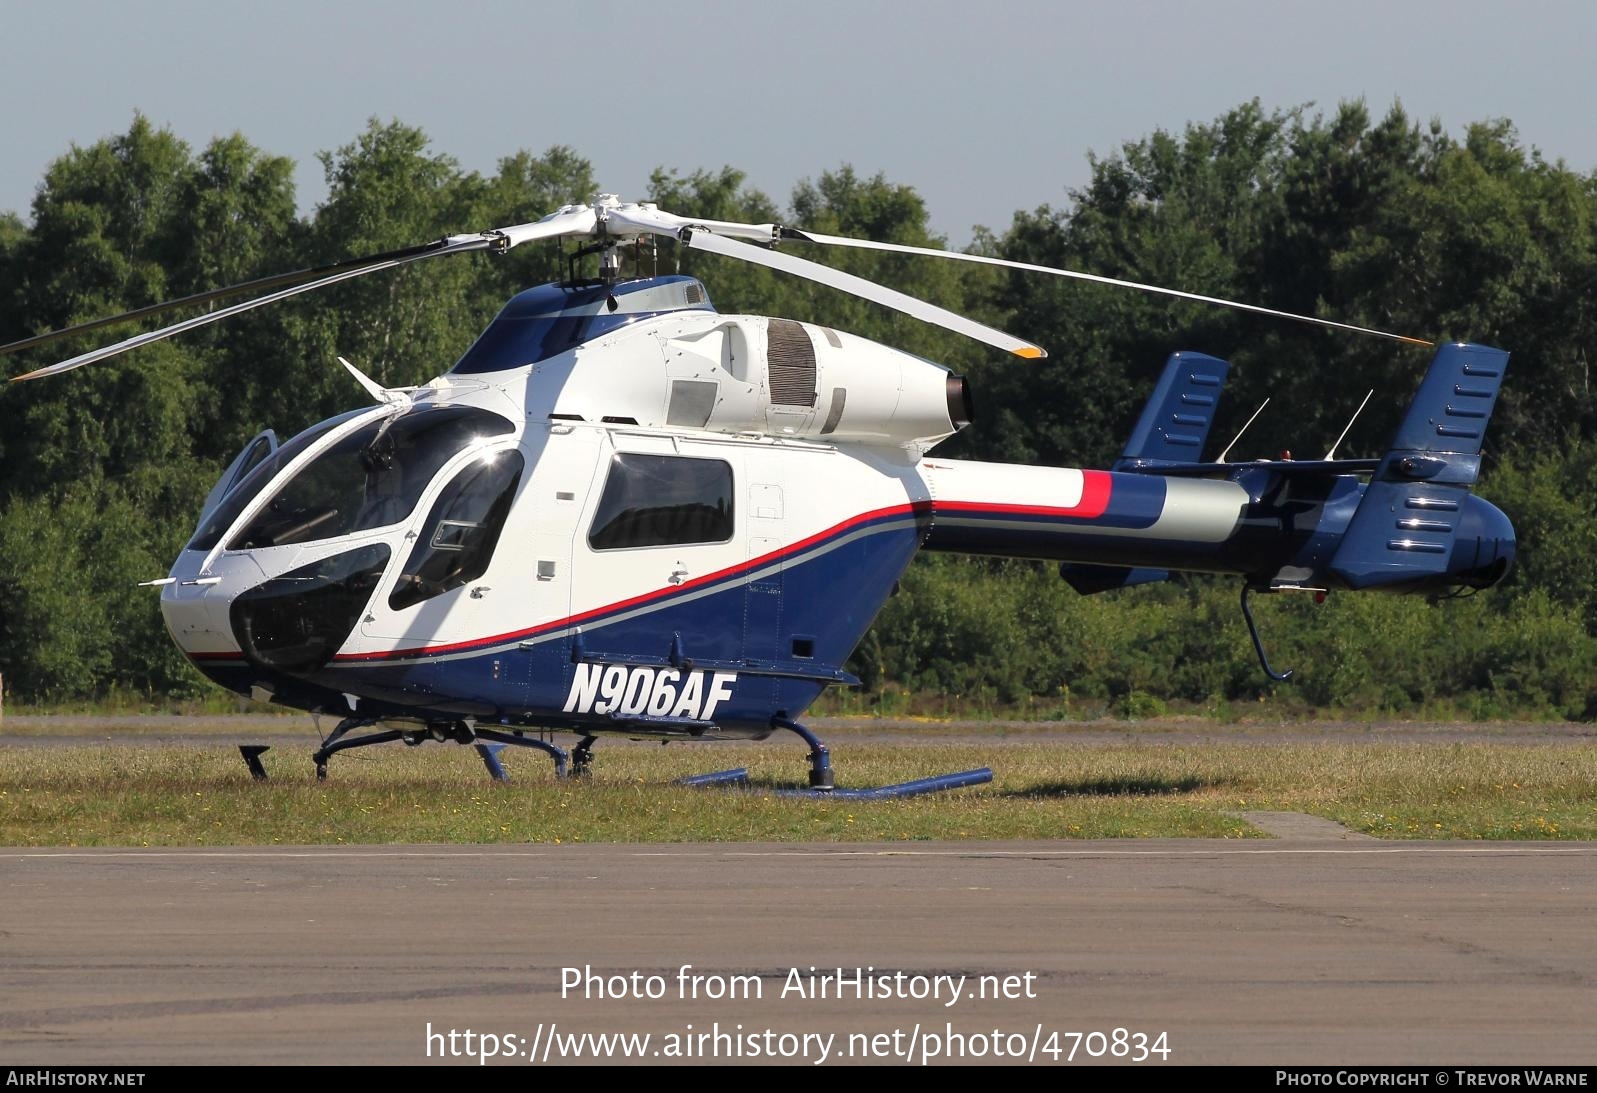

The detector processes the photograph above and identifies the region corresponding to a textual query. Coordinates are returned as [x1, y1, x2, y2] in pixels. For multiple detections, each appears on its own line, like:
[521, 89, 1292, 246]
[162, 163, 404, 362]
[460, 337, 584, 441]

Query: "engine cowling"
[550, 313, 971, 450]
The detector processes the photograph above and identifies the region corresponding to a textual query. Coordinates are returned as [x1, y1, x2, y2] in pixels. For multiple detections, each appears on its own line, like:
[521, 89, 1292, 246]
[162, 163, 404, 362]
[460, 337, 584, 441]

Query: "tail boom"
[917, 343, 1514, 596]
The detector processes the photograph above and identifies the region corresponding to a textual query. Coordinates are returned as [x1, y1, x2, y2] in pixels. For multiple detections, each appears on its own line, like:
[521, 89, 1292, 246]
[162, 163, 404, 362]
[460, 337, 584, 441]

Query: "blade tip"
[1013, 346, 1046, 360]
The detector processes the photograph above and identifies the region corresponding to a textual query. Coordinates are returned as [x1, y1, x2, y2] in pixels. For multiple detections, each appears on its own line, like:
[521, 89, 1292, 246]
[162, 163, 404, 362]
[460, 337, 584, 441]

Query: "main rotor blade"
[6, 205, 602, 381]
[780, 228, 1433, 348]
[0, 237, 470, 360]
[605, 204, 1043, 353]
[680, 229, 1046, 360]
[9, 238, 492, 382]
[1, 206, 602, 362]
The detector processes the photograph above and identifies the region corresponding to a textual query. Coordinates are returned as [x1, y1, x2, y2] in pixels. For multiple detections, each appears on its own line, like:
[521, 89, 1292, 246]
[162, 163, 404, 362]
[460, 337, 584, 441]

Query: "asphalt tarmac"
[3, 838, 1594, 1065]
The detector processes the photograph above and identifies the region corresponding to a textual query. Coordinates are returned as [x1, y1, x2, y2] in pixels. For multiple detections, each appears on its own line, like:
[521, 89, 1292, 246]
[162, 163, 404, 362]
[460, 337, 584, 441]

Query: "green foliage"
[1477, 444, 1597, 628]
[273, 120, 595, 429]
[972, 101, 1597, 469]
[0, 479, 204, 700]
[855, 553, 1597, 721]
[0, 107, 1594, 717]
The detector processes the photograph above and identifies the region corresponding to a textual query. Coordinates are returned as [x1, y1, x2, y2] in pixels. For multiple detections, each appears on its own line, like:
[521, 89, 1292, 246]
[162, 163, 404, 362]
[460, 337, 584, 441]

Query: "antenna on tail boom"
[1323, 389, 1375, 461]
[1217, 398, 1271, 464]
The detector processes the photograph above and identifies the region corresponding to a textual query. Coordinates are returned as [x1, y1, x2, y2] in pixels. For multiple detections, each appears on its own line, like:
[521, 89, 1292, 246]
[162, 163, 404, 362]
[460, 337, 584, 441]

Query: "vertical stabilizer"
[1114, 351, 1230, 469]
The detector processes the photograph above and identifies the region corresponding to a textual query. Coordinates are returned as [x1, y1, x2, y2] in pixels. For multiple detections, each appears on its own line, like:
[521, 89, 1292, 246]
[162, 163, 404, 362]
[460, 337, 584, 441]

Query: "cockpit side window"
[232, 434, 276, 488]
[389, 450, 524, 611]
[223, 405, 515, 551]
[587, 454, 734, 551]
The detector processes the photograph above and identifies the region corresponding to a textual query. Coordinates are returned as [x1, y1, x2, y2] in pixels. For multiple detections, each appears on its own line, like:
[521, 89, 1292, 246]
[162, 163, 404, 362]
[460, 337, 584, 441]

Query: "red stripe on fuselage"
[330, 500, 933, 663]
[932, 469, 1112, 520]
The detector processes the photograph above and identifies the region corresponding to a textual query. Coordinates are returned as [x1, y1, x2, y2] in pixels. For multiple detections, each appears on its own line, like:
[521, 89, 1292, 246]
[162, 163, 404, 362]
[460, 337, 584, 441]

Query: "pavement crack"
[0, 981, 545, 1031]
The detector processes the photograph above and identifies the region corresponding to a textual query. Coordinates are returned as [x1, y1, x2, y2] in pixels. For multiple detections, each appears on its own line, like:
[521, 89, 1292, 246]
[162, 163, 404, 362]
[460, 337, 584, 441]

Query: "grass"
[1, 735, 1593, 846]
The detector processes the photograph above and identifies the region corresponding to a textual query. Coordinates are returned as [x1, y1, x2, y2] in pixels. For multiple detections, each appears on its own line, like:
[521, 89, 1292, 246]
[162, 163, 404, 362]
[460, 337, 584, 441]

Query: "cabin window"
[224, 405, 514, 551]
[588, 454, 734, 551]
[389, 450, 524, 610]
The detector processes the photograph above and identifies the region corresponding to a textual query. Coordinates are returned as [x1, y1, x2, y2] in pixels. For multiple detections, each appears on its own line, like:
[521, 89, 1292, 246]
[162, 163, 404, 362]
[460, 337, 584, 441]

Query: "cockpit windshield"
[187, 404, 515, 553]
[188, 409, 368, 552]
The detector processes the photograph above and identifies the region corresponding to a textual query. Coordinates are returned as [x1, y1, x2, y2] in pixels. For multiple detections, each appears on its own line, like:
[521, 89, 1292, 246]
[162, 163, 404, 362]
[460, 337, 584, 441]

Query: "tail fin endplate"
[1114, 351, 1230, 470]
[1328, 343, 1510, 589]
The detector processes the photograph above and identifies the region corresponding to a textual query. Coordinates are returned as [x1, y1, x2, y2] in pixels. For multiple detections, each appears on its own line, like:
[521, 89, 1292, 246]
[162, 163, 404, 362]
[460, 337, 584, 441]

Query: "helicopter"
[0, 194, 1515, 795]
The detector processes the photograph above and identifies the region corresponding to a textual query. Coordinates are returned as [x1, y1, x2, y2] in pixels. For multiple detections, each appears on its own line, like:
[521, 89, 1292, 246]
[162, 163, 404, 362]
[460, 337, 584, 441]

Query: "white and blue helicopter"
[1, 195, 1515, 795]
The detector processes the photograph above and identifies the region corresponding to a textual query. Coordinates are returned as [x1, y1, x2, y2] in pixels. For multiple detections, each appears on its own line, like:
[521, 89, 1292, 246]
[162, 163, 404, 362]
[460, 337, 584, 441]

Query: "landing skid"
[677, 767, 994, 799]
[236, 717, 991, 799]
[677, 717, 993, 799]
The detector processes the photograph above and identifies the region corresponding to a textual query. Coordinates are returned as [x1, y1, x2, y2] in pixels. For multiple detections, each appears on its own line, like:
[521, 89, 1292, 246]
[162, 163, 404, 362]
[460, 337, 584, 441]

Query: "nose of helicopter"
[160, 543, 392, 677]
[159, 550, 268, 661]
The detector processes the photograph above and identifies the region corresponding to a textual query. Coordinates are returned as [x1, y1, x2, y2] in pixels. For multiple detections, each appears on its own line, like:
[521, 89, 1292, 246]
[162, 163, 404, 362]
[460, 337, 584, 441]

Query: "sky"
[3, 0, 1596, 246]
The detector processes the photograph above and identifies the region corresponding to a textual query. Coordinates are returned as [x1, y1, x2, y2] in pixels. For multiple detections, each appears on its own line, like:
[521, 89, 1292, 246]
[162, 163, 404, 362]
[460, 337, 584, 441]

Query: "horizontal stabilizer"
[1114, 351, 1229, 470]
[1118, 457, 1379, 479]
[1059, 564, 1170, 595]
[1329, 480, 1464, 588]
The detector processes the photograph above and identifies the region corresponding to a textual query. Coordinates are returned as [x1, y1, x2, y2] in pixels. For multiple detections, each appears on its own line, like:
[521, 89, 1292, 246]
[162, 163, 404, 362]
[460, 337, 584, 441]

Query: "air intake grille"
[766, 319, 817, 407]
[684, 282, 705, 305]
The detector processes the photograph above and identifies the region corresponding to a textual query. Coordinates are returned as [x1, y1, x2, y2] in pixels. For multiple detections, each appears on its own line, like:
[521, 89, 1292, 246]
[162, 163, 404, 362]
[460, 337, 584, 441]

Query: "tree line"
[1, 102, 1593, 716]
